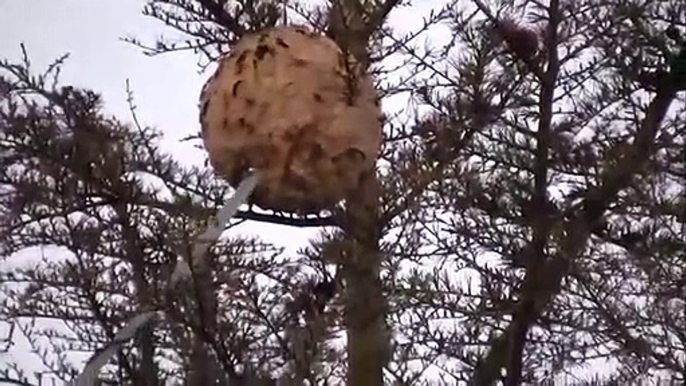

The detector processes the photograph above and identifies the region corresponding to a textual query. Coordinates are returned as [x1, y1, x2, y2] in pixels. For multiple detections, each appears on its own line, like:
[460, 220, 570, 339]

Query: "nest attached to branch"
[200, 26, 383, 214]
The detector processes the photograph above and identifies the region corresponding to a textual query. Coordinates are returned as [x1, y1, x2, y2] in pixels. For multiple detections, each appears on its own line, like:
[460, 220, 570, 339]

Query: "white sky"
[1, 0, 202, 153]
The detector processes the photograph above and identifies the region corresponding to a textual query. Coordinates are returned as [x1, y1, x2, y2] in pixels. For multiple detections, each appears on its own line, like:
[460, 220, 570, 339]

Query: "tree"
[1, 0, 685, 385]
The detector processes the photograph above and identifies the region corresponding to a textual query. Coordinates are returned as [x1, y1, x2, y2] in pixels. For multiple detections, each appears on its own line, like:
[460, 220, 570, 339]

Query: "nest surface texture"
[200, 26, 382, 214]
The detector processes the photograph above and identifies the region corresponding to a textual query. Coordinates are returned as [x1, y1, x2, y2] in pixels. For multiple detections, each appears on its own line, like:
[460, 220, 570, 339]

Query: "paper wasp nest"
[200, 26, 383, 214]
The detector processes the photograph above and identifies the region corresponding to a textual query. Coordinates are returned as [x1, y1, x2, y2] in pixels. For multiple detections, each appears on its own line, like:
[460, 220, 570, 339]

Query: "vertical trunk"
[188, 247, 223, 385]
[327, 1, 388, 382]
[188, 337, 213, 385]
[135, 321, 159, 386]
[503, 3, 561, 384]
[342, 174, 387, 386]
[117, 202, 159, 386]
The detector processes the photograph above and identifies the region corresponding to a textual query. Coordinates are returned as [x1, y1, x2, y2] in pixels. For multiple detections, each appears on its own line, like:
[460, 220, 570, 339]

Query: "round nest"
[199, 25, 383, 214]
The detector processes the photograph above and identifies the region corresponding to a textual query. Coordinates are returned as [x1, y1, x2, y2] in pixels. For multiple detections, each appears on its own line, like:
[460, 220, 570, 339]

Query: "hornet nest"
[200, 26, 383, 214]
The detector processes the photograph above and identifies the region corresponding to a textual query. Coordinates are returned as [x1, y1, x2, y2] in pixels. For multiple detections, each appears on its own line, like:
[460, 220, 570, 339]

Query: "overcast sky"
[2, 0, 215, 158]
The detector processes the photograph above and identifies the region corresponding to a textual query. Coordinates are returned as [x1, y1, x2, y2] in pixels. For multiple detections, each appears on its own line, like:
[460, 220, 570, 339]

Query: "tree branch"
[470, 51, 680, 386]
[196, 0, 246, 37]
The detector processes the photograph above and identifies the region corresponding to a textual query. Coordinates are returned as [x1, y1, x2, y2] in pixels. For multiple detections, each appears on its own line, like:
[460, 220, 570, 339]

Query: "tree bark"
[341, 173, 387, 386]
[116, 201, 159, 386]
[325, 1, 401, 383]
[188, 241, 225, 386]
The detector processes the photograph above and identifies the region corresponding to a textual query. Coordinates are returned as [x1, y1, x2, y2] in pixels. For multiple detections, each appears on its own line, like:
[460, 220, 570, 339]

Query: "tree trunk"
[341, 174, 387, 386]
[188, 245, 225, 385]
[117, 201, 159, 386]
[326, 1, 389, 383]
[188, 336, 214, 385]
